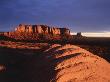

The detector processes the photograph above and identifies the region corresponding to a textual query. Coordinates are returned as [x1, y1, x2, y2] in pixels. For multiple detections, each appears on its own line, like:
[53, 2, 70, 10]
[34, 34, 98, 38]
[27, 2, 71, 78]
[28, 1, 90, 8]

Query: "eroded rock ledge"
[15, 24, 70, 35]
[0, 24, 70, 40]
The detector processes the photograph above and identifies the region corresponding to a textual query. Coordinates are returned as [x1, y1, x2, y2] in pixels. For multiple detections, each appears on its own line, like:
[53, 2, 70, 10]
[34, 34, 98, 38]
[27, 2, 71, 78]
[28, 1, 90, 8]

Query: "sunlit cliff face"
[71, 32, 110, 37]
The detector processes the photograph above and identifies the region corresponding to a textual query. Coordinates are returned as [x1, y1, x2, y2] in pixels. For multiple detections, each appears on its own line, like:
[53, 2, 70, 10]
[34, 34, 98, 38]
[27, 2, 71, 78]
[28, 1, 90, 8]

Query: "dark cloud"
[0, 0, 110, 32]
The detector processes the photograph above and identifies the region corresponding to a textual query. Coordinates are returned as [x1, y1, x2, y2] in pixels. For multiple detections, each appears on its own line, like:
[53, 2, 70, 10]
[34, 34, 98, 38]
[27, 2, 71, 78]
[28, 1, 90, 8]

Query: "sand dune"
[45, 44, 110, 82]
[0, 41, 110, 82]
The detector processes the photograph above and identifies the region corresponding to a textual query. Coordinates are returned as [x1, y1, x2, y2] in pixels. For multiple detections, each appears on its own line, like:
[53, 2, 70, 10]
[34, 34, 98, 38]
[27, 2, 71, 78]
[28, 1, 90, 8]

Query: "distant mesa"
[76, 32, 82, 37]
[15, 24, 70, 35]
[0, 24, 71, 40]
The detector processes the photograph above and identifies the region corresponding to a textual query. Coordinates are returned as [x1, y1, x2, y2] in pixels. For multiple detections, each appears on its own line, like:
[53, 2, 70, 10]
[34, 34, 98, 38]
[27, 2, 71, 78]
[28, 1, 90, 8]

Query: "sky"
[71, 32, 110, 37]
[0, 0, 110, 37]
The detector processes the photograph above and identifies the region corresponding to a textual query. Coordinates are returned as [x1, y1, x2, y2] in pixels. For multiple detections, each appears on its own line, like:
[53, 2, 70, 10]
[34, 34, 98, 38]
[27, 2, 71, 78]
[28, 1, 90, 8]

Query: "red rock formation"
[0, 24, 70, 40]
[15, 24, 70, 35]
[0, 32, 4, 35]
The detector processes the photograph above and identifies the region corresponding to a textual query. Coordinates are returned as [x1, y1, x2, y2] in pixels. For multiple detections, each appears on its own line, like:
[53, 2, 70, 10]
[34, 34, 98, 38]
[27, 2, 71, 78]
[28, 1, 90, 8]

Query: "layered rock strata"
[15, 24, 70, 35]
[0, 24, 70, 40]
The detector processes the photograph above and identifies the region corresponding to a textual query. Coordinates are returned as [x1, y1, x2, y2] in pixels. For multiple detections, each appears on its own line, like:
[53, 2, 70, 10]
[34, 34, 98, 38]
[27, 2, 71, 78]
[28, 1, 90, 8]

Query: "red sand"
[0, 41, 110, 82]
[45, 44, 110, 82]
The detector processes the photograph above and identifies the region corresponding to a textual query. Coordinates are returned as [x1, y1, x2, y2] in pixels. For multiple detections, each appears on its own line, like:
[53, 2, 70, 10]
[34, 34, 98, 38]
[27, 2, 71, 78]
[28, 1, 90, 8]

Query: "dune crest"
[0, 42, 110, 82]
[44, 44, 110, 82]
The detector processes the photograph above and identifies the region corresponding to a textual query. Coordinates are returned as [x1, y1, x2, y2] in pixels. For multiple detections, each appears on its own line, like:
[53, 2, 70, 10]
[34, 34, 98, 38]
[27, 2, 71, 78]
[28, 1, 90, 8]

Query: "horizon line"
[71, 32, 110, 37]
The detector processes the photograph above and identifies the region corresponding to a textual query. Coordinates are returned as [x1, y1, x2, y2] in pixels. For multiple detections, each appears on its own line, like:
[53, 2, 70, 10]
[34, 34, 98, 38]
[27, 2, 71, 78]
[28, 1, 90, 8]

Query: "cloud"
[0, 0, 110, 32]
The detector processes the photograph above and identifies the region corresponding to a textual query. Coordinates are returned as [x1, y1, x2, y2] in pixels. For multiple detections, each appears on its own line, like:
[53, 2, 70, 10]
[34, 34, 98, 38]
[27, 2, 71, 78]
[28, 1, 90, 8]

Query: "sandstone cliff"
[0, 24, 70, 40]
[15, 24, 70, 35]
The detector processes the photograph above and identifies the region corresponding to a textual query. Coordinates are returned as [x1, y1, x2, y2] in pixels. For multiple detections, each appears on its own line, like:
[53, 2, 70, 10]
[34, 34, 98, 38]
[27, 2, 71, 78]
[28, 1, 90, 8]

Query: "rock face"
[15, 24, 70, 35]
[0, 24, 70, 40]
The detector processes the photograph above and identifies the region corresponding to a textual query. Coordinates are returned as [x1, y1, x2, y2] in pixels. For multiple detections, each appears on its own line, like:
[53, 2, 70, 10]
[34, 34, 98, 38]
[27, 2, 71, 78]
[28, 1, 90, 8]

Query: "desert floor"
[0, 41, 110, 82]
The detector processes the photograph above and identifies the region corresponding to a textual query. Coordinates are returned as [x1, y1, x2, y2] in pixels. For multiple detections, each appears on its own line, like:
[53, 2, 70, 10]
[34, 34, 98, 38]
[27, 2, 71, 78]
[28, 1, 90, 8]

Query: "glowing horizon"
[71, 32, 110, 37]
